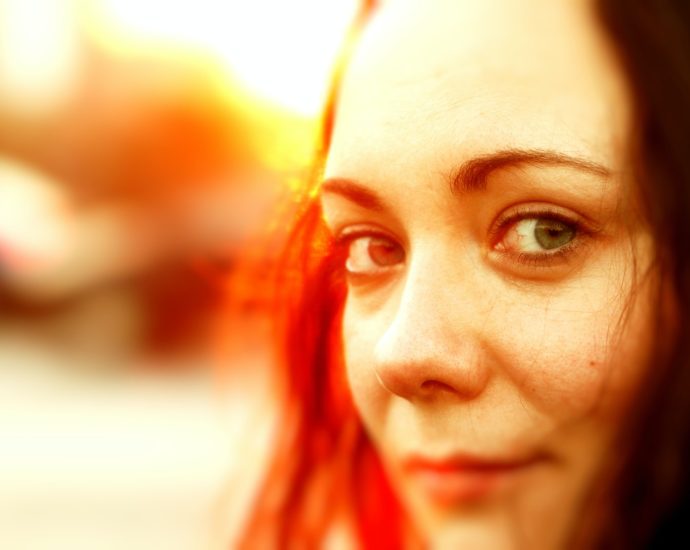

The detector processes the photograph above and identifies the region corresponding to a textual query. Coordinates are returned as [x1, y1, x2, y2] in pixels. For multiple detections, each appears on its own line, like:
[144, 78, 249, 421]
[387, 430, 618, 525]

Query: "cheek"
[339, 247, 658, 439]
[496, 304, 614, 416]
[493, 275, 655, 421]
[342, 301, 392, 441]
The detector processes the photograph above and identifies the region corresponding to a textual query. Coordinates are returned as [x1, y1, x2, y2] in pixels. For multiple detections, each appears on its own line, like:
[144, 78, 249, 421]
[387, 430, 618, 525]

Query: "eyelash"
[489, 205, 591, 268]
[331, 205, 594, 280]
[332, 227, 403, 280]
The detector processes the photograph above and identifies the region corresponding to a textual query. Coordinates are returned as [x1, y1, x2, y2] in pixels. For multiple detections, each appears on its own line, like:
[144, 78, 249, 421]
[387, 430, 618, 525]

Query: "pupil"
[368, 238, 404, 266]
[534, 219, 575, 250]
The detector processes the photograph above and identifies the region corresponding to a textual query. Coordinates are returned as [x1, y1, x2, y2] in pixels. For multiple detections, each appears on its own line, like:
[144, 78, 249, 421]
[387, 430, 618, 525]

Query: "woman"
[239, 0, 690, 548]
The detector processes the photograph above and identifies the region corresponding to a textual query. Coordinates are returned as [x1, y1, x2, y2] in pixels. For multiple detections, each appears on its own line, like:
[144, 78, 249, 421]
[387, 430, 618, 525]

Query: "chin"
[421, 515, 566, 550]
[403, 478, 576, 550]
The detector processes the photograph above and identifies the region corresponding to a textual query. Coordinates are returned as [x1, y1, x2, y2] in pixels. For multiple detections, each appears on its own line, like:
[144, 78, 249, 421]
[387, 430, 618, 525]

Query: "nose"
[373, 258, 491, 401]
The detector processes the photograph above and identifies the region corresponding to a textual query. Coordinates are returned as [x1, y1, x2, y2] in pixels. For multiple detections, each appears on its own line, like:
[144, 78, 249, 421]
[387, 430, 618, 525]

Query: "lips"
[402, 453, 543, 506]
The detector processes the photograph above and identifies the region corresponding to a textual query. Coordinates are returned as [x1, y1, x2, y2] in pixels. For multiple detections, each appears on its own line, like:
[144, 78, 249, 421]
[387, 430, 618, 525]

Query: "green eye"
[534, 219, 576, 250]
[502, 216, 578, 254]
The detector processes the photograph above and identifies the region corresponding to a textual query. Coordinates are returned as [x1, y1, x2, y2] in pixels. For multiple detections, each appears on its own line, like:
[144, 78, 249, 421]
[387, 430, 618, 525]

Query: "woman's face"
[320, 0, 657, 548]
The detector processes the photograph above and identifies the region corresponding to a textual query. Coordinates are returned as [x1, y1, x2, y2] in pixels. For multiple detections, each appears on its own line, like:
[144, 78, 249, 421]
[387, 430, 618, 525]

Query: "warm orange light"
[86, 0, 358, 117]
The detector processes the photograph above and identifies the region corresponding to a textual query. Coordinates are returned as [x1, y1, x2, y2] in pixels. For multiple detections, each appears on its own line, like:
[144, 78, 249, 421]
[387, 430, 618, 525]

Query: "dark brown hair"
[580, 1, 690, 548]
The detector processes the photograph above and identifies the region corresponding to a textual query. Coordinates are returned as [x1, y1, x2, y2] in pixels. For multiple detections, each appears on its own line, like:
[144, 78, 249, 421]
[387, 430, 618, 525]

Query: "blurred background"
[0, 1, 357, 548]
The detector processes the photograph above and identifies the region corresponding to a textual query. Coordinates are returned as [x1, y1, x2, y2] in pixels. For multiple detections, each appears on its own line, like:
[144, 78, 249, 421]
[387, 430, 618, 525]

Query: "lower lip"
[406, 463, 533, 506]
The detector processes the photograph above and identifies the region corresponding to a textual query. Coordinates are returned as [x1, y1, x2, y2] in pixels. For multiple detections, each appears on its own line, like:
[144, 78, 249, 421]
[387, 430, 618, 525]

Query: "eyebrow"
[450, 148, 612, 194]
[320, 177, 388, 211]
[320, 148, 612, 208]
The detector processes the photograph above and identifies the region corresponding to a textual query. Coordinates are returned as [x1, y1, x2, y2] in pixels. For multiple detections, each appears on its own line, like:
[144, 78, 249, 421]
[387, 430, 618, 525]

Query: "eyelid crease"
[333, 223, 402, 246]
[488, 203, 600, 246]
[489, 208, 598, 273]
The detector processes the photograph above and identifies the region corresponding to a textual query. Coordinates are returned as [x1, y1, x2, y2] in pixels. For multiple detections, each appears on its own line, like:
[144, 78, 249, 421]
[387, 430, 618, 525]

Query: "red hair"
[237, 2, 409, 547]
[237, 202, 404, 548]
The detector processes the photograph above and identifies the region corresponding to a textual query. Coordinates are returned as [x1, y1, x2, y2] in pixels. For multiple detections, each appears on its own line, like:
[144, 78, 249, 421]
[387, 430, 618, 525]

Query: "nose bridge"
[373, 248, 491, 401]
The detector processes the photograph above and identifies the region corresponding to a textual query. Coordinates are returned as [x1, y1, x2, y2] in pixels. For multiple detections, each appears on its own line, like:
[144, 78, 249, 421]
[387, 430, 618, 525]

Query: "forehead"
[326, 0, 631, 180]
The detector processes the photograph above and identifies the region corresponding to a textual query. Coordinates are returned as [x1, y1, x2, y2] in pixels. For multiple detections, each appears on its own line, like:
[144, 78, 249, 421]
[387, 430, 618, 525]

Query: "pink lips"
[403, 453, 541, 506]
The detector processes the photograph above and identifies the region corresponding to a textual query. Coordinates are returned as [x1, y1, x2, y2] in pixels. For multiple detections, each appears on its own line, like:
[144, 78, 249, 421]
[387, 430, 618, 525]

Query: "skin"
[319, 0, 660, 548]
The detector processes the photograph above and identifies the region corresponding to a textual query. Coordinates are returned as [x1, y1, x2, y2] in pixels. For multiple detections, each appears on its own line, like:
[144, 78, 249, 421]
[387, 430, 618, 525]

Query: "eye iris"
[534, 219, 575, 250]
[368, 237, 404, 266]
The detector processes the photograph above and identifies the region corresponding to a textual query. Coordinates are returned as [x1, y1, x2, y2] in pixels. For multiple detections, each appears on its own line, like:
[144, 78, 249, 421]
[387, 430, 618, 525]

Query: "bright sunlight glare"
[0, 0, 81, 114]
[89, 0, 359, 117]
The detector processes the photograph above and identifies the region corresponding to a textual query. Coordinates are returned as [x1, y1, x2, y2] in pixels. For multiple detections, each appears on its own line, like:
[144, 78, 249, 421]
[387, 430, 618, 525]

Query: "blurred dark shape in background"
[0, 1, 352, 547]
[0, 43, 285, 366]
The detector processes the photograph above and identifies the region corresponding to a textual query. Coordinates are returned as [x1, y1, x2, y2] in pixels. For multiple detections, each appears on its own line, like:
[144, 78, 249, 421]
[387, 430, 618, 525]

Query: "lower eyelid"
[500, 235, 594, 272]
[515, 244, 576, 266]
